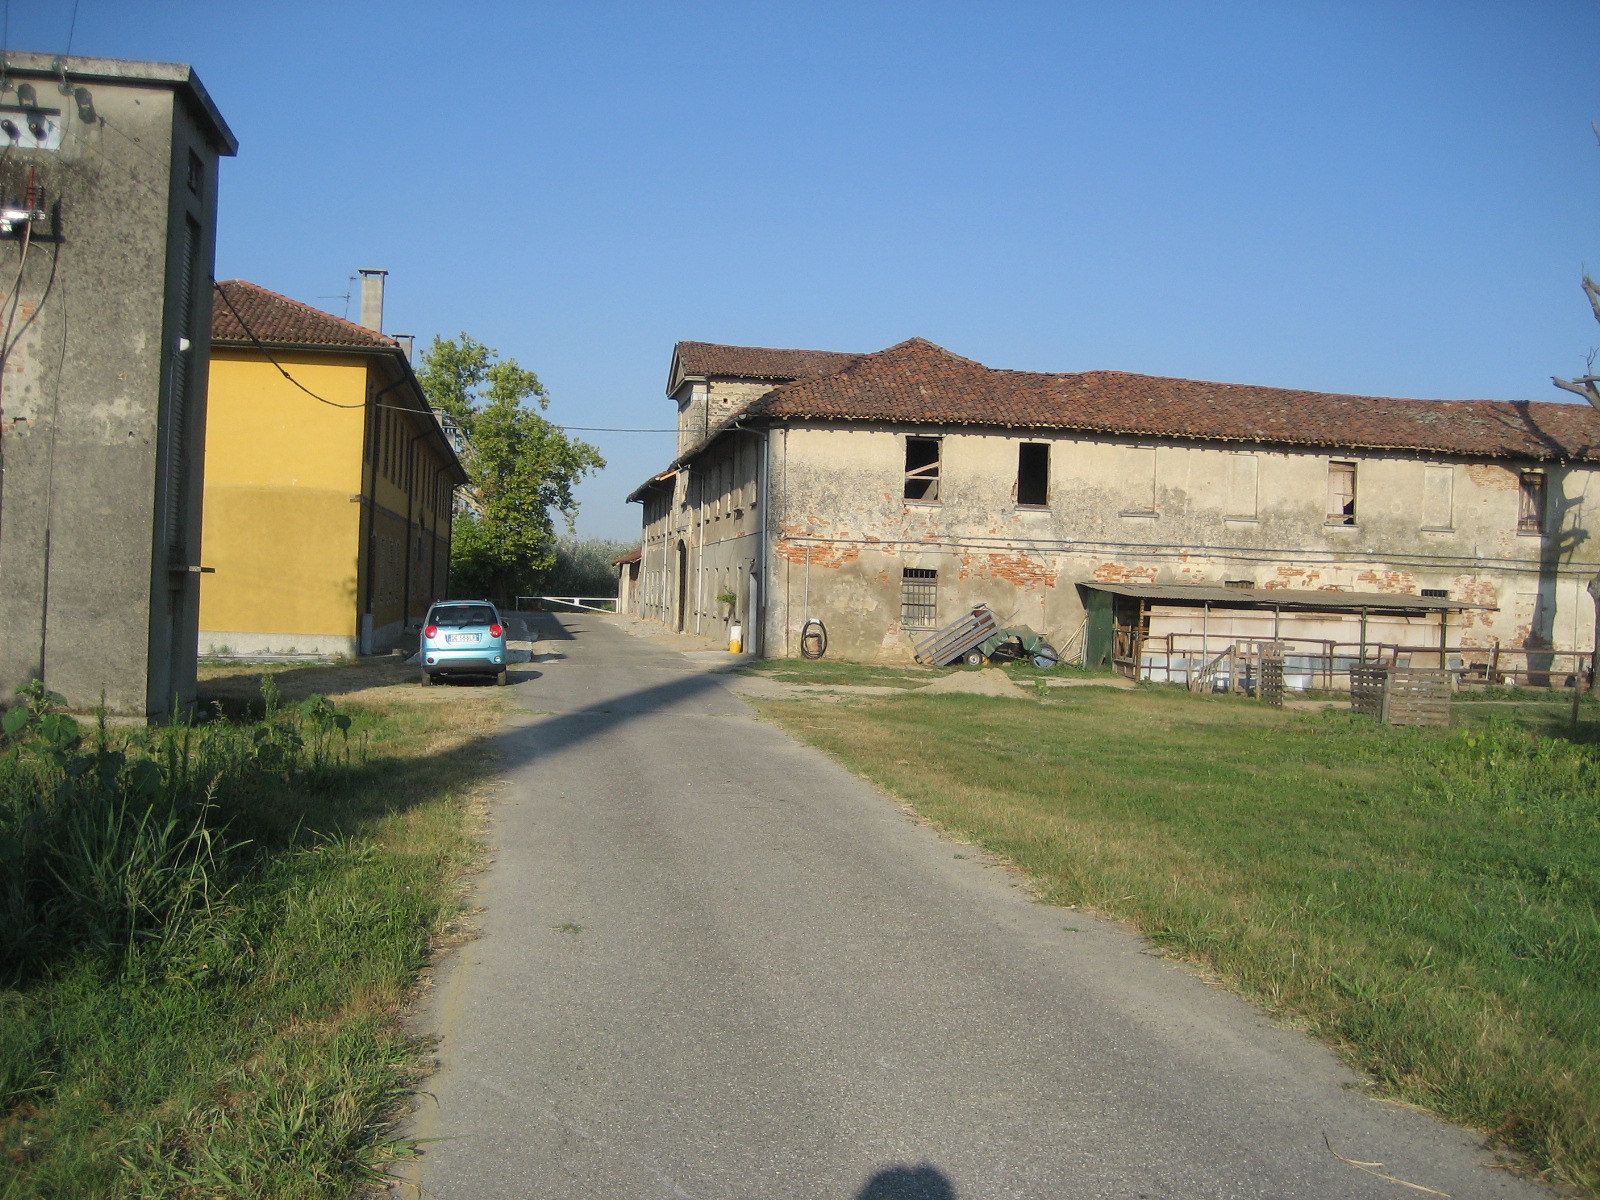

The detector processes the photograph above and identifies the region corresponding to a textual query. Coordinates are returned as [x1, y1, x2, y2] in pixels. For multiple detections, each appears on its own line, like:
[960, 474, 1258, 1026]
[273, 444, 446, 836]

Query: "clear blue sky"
[19, 1, 1600, 541]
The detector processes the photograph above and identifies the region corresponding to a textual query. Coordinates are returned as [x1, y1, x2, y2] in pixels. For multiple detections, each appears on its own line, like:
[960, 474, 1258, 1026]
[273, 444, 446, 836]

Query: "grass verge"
[754, 685, 1600, 1193]
[1, 662, 503, 1199]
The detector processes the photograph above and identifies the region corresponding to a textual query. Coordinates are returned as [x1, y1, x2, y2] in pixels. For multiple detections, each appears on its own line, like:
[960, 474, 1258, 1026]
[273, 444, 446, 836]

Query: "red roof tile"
[750, 338, 1600, 463]
[212, 280, 398, 351]
[673, 340, 864, 383]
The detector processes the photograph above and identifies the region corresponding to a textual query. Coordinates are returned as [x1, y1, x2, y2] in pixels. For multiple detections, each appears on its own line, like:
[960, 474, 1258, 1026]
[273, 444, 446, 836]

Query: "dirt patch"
[725, 675, 906, 702]
[914, 670, 1028, 698]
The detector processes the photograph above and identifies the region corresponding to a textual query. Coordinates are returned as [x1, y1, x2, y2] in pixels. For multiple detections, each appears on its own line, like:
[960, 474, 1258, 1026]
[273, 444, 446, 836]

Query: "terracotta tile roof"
[212, 280, 398, 351]
[749, 338, 1600, 463]
[674, 340, 864, 382]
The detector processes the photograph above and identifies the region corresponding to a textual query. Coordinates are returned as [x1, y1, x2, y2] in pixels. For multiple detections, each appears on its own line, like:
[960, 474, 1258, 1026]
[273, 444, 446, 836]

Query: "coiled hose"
[799, 618, 827, 660]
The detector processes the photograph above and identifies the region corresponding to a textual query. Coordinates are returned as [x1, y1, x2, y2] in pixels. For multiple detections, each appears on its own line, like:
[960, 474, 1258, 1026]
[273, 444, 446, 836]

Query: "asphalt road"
[405, 613, 1553, 1200]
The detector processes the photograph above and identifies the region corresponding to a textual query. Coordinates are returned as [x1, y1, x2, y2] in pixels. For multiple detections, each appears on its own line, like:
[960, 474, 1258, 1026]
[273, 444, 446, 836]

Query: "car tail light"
[424, 624, 437, 638]
[490, 623, 503, 638]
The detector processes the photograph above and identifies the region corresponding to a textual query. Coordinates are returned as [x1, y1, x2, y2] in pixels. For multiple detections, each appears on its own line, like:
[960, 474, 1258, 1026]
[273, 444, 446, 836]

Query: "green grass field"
[755, 680, 1600, 1193]
[1, 666, 503, 1199]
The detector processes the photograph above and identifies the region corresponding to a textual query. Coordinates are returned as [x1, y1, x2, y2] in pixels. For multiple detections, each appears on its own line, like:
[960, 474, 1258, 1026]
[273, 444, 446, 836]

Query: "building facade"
[201, 277, 465, 657]
[0, 53, 237, 718]
[631, 338, 1600, 675]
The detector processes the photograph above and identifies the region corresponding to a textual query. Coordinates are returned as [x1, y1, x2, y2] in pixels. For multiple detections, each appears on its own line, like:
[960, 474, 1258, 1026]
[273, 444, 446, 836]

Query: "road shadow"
[856, 1163, 958, 1199]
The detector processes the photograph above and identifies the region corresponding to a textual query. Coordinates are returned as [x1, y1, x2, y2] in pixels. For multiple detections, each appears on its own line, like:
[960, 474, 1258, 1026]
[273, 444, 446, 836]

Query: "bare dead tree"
[1553, 281, 1600, 693]
[1552, 273, 1600, 406]
[1548, 126, 1600, 700]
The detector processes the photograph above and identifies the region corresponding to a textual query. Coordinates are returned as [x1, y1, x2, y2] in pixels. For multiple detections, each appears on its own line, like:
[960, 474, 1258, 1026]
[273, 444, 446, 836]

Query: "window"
[1120, 445, 1158, 515]
[1518, 471, 1546, 534]
[1227, 452, 1259, 519]
[904, 436, 941, 501]
[1421, 588, 1448, 598]
[1016, 442, 1049, 506]
[1327, 461, 1356, 525]
[1422, 464, 1453, 529]
[901, 568, 938, 628]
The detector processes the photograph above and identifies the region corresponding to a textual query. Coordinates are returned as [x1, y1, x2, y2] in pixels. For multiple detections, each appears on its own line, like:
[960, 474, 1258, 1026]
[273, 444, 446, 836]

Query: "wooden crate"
[1382, 668, 1452, 726]
[1350, 664, 1450, 726]
[1349, 664, 1387, 718]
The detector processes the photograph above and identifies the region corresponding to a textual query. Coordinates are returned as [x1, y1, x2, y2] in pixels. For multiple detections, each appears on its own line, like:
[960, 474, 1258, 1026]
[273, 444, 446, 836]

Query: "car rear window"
[430, 605, 497, 627]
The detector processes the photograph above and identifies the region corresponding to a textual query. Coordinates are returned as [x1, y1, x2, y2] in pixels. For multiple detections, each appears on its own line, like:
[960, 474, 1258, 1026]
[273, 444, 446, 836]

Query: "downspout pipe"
[757, 425, 771, 657]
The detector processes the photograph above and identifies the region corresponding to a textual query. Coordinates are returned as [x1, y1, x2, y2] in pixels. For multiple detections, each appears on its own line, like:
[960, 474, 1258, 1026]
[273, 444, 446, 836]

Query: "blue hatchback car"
[420, 600, 508, 685]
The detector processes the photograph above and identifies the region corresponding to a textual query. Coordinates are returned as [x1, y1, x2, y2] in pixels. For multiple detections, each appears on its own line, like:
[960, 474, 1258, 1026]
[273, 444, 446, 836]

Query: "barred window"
[901, 568, 937, 628]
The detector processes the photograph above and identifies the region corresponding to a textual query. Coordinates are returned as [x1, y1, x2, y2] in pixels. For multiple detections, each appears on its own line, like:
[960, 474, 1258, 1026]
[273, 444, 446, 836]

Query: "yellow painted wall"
[200, 350, 368, 643]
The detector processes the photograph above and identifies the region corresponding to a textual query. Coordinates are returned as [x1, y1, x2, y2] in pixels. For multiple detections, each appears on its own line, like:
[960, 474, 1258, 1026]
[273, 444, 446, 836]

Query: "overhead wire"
[215, 285, 675, 432]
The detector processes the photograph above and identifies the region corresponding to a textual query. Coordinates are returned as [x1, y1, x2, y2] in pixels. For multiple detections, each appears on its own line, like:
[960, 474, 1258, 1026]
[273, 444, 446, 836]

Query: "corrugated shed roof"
[612, 546, 643, 565]
[1080, 582, 1494, 611]
[749, 338, 1600, 462]
[674, 340, 864, 382]
[212, 280, 399, 351]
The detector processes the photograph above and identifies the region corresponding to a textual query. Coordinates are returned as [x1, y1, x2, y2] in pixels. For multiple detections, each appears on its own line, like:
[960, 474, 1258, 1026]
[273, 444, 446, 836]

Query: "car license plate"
[446, 633, 478, 644]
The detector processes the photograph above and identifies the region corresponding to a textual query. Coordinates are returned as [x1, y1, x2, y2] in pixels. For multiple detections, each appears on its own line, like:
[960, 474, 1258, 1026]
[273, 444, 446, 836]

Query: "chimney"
[358, 267, 387, 332]
[391, 333, 415, 361]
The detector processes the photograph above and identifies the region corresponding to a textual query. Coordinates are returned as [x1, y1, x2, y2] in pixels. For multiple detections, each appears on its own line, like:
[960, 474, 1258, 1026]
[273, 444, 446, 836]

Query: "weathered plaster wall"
[674, 378, 774, 456]
[762, 424, 1599, 662]
[0, 65, 225, 716]
[636, 431, 765, 647]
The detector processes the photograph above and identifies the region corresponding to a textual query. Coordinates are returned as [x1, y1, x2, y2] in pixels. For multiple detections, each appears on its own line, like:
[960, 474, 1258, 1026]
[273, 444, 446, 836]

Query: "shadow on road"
[856, 1163, 958, 1199]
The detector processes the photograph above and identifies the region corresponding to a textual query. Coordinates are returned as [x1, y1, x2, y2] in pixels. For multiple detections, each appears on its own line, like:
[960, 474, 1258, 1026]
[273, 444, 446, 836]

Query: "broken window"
[1016, 442, 1049, 506]
[1327, 461, 1356, 525]
[904, 436, 941, 501]
[901, 568, 938, 628]
[1518, 471, 1545, 534]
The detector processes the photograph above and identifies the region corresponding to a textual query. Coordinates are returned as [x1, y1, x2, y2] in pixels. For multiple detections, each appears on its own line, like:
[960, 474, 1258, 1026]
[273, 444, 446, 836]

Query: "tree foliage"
[538, 536, 638, 597]
[415, 332, 546, 436]
[417, 334, 603, 602]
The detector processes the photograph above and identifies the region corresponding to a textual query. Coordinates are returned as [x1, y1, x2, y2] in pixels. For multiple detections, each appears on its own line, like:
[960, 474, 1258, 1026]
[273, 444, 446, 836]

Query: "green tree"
[417, 334, 604, 602]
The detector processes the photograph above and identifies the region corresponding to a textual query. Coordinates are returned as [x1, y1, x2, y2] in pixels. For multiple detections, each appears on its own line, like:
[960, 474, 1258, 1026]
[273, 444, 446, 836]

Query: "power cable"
[213, 281, 367, 410]
[63, 0, 80, 59]
[554, 425, 676, 433]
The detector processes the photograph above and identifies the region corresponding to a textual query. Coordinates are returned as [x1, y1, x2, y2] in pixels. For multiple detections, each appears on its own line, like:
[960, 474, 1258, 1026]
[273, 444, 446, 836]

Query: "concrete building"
[201, 276, 466, 657]
[630, 337, 1600, 679]
[0, 53, 237, 718]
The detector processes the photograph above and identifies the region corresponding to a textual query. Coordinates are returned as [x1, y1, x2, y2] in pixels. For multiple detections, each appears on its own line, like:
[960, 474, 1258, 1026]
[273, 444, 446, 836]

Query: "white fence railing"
[515, 595, 618, 614]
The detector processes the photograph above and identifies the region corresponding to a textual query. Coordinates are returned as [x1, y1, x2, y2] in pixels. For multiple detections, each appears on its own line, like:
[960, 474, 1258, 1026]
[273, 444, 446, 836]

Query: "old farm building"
[628, 338, 1600, 683]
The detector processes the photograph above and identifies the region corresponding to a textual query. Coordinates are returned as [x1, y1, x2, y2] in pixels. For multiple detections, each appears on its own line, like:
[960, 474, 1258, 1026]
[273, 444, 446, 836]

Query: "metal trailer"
[913, 605, 1060, 668]
[913, 605, 1002, 666]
